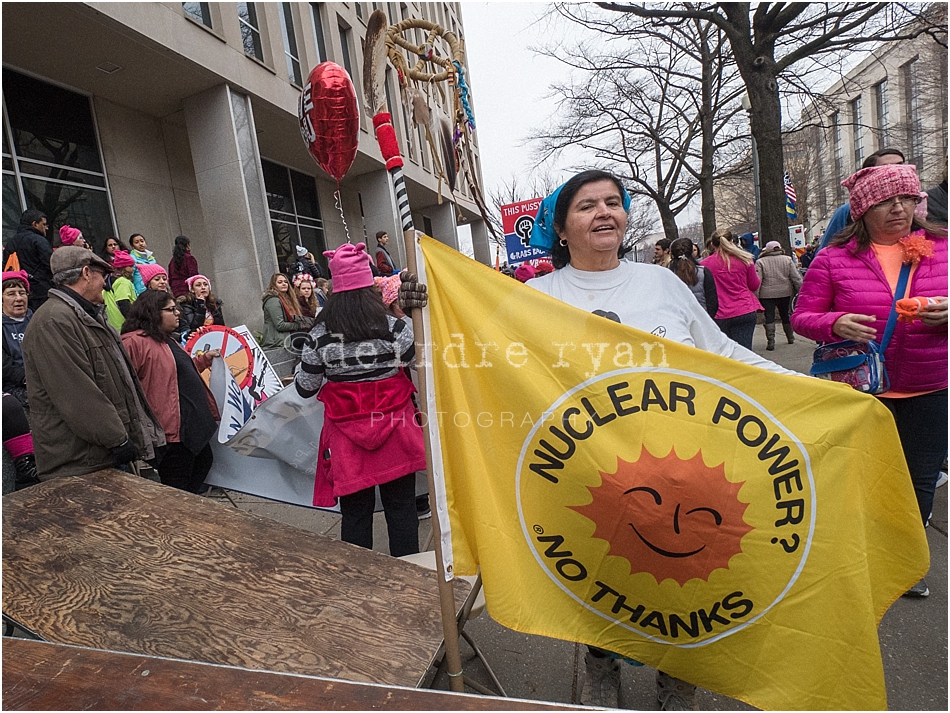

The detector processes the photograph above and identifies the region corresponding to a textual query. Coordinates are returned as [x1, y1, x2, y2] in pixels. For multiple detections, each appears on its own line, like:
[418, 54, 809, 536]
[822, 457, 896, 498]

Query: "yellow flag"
[419, 236, 928, 711]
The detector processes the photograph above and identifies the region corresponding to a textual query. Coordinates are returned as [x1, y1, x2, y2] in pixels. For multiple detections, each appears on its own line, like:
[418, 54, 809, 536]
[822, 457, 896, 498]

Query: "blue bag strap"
[879, 261, 911, 352]
[810, 353, 870, 375]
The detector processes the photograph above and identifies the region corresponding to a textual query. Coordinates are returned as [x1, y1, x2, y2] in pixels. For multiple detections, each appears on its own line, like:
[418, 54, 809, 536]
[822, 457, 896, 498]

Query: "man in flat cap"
[22, 246, 164, 480]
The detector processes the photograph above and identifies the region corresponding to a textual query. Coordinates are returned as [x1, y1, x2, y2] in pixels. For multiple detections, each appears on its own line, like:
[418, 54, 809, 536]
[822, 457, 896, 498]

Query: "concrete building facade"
[791, 5, 947, 238]
[2, 1, 491, 332]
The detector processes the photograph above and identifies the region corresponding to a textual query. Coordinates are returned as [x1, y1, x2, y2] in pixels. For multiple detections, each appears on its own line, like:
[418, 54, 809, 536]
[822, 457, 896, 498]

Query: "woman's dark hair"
[669, 237, 700, 286]
[171, 235, 191, 267]
[831, 214, 948, 252]
[121, 289, 175, 341]
[98, 237, 129, 264]
[550, 170, 628, 269]
[316, 286, 390, 342]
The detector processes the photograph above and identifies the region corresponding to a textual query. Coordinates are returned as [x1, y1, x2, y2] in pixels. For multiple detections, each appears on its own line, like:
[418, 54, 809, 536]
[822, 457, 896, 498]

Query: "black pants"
[760, 296, 791, 326]
[714, 312, 757, 349]
[880, 389, 948, 525]
[156, 442, 213, 494]
[339, 472, 419, 557]
[2, 393, 30, 441]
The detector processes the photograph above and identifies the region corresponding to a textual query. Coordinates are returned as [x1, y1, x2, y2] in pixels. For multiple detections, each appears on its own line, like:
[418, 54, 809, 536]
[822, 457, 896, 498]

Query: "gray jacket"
[755, 250, 802, 300]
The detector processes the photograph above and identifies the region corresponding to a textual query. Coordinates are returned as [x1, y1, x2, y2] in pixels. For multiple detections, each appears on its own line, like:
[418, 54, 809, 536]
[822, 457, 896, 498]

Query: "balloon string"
[334, 187, 352, 244]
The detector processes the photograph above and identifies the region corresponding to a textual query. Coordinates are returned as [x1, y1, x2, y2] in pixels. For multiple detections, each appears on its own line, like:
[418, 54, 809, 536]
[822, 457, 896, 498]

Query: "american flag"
[784, 171, 798, 220]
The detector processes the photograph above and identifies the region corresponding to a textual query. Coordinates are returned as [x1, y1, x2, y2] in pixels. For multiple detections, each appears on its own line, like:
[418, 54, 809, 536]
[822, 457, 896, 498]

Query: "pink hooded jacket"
[791, 233, 947, 393]
[312, 371, 426, 507]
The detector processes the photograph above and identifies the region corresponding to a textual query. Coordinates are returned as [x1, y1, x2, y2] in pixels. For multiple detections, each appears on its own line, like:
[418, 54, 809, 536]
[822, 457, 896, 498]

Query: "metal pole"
[751, 131, 762, 240]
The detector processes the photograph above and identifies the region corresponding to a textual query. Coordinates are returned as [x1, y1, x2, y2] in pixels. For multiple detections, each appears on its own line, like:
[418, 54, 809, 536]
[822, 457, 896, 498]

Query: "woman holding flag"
[523, 169, 802, 710]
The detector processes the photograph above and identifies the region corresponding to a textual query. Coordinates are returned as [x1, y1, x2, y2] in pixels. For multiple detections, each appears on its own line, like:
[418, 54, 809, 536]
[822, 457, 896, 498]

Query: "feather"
[436, 113, 457, 192]
[408, 87, 429, 126]
[362, 10, 389, 114]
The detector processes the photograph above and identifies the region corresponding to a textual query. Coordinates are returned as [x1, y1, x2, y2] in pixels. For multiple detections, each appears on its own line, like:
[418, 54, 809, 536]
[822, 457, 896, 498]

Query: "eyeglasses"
[869, 195, 921, 212]
[161, 306, 181, 314]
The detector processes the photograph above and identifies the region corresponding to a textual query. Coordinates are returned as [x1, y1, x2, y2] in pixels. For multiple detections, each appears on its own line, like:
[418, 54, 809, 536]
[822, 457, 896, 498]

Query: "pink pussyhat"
[186, 274, 211, 291]
[138, 263, 167, 287]
[324, 242, 374, 292]
[374, 274, 401, 306]
[841, 164, 922, 220]
[111, 250, 135, 268]
[59, 225, 82, 246]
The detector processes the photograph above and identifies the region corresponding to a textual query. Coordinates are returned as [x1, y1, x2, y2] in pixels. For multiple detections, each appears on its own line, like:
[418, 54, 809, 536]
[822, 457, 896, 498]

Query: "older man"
[22, 246, 164, 479]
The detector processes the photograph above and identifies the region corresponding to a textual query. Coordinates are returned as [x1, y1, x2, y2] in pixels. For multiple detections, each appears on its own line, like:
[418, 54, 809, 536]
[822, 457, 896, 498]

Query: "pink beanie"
[186, 274, 210, 291]
[2, 270, 30, 293]
[514, 264, 536, 283]
[373, 275, 401, 306]
[841, 164, 922, 220]
[111, 250, 135, 268]
[323, 242, 374, 292]
[59, 225, 82, 246]
[138, 263, 167, 287]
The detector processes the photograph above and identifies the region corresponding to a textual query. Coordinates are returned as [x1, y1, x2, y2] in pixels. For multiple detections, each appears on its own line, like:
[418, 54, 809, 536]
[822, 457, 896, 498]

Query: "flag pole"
[362, 10, 464, 693]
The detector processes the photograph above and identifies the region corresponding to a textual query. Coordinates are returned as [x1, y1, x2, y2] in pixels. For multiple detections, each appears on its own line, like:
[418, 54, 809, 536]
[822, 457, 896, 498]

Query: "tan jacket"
[755, 250, 802, 299]
[22, 289, 165, 479]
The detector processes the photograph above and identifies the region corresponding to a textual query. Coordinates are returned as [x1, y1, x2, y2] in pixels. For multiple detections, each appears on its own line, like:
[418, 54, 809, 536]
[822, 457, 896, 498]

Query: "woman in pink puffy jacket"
[792, 164, 947, 599]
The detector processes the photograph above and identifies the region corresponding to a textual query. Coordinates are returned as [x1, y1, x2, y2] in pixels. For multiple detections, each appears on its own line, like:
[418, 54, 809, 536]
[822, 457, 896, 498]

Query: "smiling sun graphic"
[571, 447, 753, 586]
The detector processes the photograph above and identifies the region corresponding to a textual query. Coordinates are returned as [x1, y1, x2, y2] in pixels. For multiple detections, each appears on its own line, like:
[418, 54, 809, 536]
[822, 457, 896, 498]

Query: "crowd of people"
[1, 153, 945, 710]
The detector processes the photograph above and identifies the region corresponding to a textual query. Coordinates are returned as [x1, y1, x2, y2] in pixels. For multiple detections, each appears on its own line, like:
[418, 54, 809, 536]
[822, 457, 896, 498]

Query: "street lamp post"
[741, 93, 762, 239]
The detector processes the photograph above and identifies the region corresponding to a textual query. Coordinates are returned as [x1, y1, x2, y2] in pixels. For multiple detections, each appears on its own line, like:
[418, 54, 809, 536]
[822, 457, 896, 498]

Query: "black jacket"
[294, 256, 324, 281]
[5, 226, 53, 310]
[177, 295, 225, 335]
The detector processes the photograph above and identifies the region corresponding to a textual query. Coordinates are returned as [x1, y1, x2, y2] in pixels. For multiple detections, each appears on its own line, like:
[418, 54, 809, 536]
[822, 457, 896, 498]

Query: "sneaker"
[902, 579, 930, 598]
[937, 471, 948, 488]
[656, 671, 696, 711]
[580, 651, 620, 708]
[416, 496, 431, 520]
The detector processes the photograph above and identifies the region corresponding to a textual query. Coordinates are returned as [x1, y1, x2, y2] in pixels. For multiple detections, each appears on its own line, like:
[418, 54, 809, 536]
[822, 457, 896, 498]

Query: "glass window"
[261, 158, 326, 272]
[355, 2, 363, 20]
[873, 81, 888, 148]
[2, 69, 115, 252]
[182, 2, 212, 27]
[310, 3, 327, 63]
[280, 3, 303, 86]
[338, 23, 353, 77]
[851, 95, 864, 170]
[902, 59, 923, 171]
[237, 2, 264, 61]
[832, 111, 844, 199]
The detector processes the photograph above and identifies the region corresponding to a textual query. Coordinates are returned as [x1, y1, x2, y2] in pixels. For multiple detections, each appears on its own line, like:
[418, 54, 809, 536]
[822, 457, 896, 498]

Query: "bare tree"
[594, 2, 947, 252]
[533, 6, 748, 242]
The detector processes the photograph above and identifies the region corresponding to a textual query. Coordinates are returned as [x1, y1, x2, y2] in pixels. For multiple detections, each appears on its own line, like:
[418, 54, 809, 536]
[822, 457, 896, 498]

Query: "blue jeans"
[880, 389, 948, 525]
[715, 312, 757, 350]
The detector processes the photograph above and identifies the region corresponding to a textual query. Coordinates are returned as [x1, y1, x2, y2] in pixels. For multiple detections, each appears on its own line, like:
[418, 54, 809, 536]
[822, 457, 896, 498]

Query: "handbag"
[809, 262, 910, 394]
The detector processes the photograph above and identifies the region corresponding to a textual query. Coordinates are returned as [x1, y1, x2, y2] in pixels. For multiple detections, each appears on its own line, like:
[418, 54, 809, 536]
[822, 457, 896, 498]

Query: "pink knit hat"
[138, 263, 167, 287]
[514, 264, 536, 282]
[373, 274, 401, 306]
[186, 274, 210, 291]
[2, 270, 30, 293]
[841, 164, 922, 220]
[59, 225, 83, 246]
[111, 250, 135, 268]
[323, 242, 374, 292]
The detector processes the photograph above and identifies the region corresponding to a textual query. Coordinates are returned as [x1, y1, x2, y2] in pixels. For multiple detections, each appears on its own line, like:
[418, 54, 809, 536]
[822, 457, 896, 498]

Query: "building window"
[851, 95, 864, 170]
[182, 2, 212, 27]
[873, 81, 888, 149]
[237, 2, 263, 61]
[355, 2, 364, 21]
[338, 23, 353, 77]
[261, 158, 326, 274]
[1, 68, 115, 249]
[832, 111, 844, 199]
[280, 3, 302, 86]
[902, 58, 923, 171]
[310, 3, 327, 63]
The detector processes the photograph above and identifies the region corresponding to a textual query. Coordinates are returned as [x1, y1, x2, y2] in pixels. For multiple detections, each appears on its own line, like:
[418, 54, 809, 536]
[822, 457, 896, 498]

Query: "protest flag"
[417, 235, 927, 711]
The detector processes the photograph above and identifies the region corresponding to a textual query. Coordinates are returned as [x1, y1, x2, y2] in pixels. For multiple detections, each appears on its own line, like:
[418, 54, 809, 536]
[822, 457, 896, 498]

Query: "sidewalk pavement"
[210, 325, 947, 710]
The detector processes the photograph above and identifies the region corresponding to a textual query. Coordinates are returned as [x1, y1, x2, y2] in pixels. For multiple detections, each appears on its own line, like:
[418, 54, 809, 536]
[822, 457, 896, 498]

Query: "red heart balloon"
[298, 62, 359, 183]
